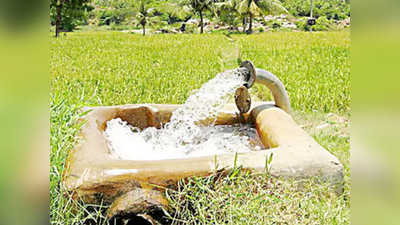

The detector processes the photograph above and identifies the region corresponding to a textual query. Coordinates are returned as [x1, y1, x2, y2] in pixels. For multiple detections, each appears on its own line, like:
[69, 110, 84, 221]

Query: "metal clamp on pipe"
[234, 60, 291, 114]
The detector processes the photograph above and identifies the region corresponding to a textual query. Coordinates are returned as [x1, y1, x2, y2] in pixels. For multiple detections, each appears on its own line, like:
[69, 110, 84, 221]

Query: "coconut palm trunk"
[55, 1, 63, 37]
[237, 0, 288, 35]
[248, 13, 253, 34]
[140, 18, 146, 36]
[199, 10, 204, 33]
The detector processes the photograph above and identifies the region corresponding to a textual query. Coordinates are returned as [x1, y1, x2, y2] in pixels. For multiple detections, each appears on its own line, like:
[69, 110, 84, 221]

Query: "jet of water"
[105, 68, 255, 160]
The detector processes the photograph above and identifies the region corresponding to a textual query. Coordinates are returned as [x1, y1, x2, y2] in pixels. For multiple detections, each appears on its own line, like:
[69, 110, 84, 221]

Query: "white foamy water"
[105, 68, 257, 160]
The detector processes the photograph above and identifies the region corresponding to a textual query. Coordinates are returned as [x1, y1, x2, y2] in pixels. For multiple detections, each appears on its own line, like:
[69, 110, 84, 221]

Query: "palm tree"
[167, 0, 214, 33]
[215, 0, 241, 30]
[127, 0, 165, 35]
[236, 0, 288, 34]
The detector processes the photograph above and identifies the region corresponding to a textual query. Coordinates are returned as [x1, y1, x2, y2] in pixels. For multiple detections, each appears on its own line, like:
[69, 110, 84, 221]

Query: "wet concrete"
[63, 102, 343, 221]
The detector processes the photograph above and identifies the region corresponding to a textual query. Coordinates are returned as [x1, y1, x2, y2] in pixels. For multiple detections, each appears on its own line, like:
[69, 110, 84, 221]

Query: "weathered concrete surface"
[249, 104, 343, 193]
[107, 188, 169, 219]
[63, 102, 343, 218]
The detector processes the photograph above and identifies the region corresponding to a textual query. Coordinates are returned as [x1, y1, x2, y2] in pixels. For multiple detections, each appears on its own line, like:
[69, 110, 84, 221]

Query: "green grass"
[50, 31, 350, 224]
[165, 111, 350, 224]
[241, 32, 350, 112]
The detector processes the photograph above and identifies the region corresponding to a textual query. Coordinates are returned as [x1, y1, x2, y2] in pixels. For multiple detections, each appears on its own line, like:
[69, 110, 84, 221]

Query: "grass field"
[50, 31, 350, 224]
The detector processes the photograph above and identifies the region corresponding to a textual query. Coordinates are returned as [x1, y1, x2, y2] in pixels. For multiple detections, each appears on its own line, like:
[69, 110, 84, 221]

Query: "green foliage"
[98, 9, 128, 26]
[184, 23, 199, 33]
[215, 0, 242, 29]
[166, 0, 214, 33]
[294, 17, 307, 31]
[264, 18, 286, 31]
[50, 31, 350, 224]
[50, 31, 349, 119]
[296, 16, 336, 32]
[50, 95, 91, 223]
[240, 32, 350, 112]
[179, 0, 214, 15]
[123, 0, 167, 35]
[210, 29, 229, 35]
[314, 16, 333, 31]
[167, 168, 349, 224]
[109, 22, 132, 30]
[236, 0, 288, 16]
[73, 0, 350, 32]
[283, 0, 350, 20]
[51, 33, 225, 105]
[50, 0, 94, 32]
[272, 20, 282, 29]
[235, 0, 288, 32]
[165, 110, 350, 224]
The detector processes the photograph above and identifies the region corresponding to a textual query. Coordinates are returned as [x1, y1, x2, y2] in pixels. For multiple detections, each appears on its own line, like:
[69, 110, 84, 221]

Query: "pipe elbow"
[254, 68, 291, 114]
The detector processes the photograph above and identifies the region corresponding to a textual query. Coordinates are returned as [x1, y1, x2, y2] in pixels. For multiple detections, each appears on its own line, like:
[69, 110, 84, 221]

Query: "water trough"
[63, 61, 343, 221]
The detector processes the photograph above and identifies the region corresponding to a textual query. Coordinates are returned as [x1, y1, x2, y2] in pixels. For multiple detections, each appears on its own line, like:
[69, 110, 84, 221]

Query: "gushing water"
[105, 68, 259, 160]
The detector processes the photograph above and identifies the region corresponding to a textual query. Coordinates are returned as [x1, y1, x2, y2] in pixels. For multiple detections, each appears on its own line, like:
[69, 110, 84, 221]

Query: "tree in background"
[96, 1, 130, 26]
[50, 0, 94, 37]
[282, 0, 350, 20]
[215, 0, 241, 31]
[167, 0, 214, 33]
[236, 0, 287, 33]
[125, 0, 166, 35]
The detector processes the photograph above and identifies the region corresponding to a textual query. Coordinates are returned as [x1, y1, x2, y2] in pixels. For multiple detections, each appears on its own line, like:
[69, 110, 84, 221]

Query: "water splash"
[105, 68, 259, 160]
